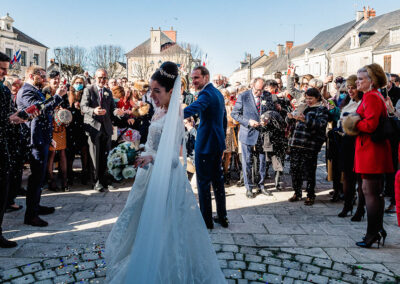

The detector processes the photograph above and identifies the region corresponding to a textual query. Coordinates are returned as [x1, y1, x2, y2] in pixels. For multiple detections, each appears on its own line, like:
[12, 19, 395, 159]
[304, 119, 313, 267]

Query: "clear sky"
[2, 0, 399, 77]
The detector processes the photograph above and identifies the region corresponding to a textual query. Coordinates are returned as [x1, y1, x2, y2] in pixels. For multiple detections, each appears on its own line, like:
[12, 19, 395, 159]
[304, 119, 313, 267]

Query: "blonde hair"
[358, 63, 387, 89]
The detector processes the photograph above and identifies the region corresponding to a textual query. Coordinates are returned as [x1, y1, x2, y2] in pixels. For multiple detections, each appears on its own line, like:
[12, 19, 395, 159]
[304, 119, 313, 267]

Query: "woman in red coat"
[354, 63, 393, 248]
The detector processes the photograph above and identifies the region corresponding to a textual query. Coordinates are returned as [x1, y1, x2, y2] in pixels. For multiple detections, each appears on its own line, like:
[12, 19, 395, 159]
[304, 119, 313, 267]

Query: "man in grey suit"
[81, 69, 124, 191]
[231, 78, 278, 198]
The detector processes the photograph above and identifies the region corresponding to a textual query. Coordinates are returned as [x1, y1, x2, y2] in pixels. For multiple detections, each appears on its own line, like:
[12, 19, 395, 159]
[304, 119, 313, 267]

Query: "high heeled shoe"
[338, 207, 353, 218]
[356, 233, 382, 248]
[379, 229, 387, 247]
[351, 208, 365, 222]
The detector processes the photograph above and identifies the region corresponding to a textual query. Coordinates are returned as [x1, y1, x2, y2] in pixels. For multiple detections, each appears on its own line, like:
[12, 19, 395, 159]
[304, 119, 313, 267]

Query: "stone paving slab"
[0, 153, 399, 283]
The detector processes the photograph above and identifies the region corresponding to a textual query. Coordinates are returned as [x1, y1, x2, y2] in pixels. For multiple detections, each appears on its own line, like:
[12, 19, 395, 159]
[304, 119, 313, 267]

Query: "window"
[390, 28, 400, 45]
[33, 53, 39, 65]
[5, 48, 12, 59]
[20, 51, 26, 66]
[384, 55, 391, 73]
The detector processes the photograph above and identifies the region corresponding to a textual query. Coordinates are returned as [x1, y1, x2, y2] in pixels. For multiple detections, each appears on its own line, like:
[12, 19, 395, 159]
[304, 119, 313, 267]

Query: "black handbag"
[369, 92, 397, 142]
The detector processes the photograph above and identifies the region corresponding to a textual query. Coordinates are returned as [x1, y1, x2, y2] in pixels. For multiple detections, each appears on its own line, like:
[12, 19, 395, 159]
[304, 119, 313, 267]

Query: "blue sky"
[2, 0, 399, 76]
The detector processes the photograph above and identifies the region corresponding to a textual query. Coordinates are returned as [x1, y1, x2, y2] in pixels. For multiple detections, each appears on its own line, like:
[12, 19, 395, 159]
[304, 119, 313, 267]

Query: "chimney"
[260, 50, 265, 57]
[363, 6, 376, 21]
[269, 50, 276, 57]
[277, 44, 284, 57]
[163, 26, 177, 42]
[285, 41, 294, 54]
[356, 11, 364, 21]
[150, 27, 161, 54]
[369, 8, 376, 18]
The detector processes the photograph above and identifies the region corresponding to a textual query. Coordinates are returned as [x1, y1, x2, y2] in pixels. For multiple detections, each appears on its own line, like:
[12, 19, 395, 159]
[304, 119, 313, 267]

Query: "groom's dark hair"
[193, 66, 209, 77]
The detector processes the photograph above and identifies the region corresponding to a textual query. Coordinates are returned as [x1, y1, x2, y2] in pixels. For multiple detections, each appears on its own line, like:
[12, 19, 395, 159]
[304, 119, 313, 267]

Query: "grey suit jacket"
[231, 90, 276, 146]
[81, 85, 116, 136]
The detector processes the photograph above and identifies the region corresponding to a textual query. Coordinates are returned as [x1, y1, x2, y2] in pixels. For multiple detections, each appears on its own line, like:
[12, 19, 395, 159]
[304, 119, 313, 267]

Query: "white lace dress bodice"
[105, 110, 226, 283]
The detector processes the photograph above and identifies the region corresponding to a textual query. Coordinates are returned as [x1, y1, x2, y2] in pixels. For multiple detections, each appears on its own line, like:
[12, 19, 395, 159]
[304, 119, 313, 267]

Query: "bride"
[105, 62, 226, 283]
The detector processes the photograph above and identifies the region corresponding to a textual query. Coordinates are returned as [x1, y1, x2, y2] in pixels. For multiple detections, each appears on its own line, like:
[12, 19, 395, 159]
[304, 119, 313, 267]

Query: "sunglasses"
[97, 77, 108, 80]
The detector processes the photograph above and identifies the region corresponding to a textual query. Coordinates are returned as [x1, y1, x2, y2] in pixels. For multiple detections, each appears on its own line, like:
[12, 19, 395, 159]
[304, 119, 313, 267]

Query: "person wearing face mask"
[66, 75, 91, 186]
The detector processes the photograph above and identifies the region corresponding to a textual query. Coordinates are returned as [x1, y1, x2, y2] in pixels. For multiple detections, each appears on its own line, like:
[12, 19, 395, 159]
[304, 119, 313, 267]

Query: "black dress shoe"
[206, 222, 214, 230]
[0, 235, 17, 248]
[24, 216, 48, 227]
[213, 216, 229, 228]
[38, 206, 55, 215]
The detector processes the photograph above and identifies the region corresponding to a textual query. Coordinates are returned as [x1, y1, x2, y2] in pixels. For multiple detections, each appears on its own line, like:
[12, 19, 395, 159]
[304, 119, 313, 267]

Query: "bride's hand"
[135, 155, 153, 168]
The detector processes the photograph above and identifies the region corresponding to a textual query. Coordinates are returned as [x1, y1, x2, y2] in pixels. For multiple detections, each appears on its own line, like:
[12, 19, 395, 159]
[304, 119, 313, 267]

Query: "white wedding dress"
[105, 76, 226, 284]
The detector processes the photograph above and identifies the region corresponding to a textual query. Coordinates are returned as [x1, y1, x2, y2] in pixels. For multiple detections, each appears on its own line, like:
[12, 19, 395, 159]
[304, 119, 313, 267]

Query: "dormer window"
[6, 23, 10, 30]
[350, 32, 360, 49]
[390, 27, 400, 45]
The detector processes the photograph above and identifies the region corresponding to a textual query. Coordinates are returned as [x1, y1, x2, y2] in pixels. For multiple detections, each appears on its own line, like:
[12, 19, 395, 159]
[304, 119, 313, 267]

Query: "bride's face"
[150, 80, 173, 108]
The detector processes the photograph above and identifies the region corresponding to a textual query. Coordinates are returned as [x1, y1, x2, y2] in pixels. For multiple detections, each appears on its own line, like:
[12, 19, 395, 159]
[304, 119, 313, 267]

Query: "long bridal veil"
[107, 72, 226, 284]
[122, 75, 184, 283]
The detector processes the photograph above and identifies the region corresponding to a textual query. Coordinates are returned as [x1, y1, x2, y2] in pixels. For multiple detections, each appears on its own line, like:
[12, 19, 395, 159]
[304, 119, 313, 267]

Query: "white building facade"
[0, 13, 48, 76]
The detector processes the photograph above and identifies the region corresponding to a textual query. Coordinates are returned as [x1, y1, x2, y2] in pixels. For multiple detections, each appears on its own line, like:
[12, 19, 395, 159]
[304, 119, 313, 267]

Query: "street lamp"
[54, 48, 62, 76]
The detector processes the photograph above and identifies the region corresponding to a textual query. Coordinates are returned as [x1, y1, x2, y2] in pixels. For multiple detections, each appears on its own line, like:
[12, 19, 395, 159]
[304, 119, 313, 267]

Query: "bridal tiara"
[159, 68, 176, 79]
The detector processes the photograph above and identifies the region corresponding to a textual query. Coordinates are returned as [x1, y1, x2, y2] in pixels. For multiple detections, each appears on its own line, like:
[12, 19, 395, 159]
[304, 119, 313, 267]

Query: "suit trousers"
[0, 171, 10, 235]
[88, 128, 111, 187]
[195, 152, 227, 227]
[26, 144, 49, 219]
[241, 143, 266, 190]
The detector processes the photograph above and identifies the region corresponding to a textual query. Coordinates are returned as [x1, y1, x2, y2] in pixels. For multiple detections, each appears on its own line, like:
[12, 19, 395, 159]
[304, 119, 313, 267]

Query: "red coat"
[354, 89, 393, 174]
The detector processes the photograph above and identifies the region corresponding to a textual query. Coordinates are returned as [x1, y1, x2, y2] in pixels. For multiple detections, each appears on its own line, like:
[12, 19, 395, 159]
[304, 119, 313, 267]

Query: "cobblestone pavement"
[1, 154, 399, 283]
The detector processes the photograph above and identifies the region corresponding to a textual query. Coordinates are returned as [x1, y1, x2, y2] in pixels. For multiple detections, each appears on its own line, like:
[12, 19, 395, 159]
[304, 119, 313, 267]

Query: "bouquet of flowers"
[107, 142, 140, 181]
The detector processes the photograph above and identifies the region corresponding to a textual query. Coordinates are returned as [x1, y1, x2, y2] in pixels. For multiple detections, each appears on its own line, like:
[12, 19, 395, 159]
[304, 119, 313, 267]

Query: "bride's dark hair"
[151, 61, 178, 92]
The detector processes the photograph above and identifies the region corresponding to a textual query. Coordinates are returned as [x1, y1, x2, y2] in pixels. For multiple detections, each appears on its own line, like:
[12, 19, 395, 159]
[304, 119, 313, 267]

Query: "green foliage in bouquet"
[107, 142, 140, 180]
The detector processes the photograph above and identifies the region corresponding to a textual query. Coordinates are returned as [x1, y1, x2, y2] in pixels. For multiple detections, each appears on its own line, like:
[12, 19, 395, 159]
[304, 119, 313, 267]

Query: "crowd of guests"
[0, 47, 398, 250]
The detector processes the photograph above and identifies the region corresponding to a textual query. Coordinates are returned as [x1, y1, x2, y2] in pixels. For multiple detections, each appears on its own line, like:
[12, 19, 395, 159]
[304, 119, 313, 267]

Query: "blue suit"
[184, 83, 227, 227]
[231, 90, 276, 191]
[16, 83, 63, 219]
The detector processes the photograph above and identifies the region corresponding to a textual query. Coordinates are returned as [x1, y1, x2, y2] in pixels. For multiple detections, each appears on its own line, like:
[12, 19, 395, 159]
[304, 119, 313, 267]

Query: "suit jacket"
[16, 83, 63, 147]
[81, 85, 116, 137]
[184, 83, 227, 154]
[231, 90, 276, 146]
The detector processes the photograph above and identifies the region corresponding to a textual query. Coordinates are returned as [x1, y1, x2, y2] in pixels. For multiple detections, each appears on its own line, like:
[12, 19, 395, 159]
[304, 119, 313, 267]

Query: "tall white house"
[0, 13, 48, 76]
[126, 27, 191, 81]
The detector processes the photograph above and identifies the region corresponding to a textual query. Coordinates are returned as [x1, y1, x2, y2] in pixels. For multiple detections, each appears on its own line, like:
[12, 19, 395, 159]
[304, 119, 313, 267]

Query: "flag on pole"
[10, 49, 21, 65]
[202, 53, 208, 67]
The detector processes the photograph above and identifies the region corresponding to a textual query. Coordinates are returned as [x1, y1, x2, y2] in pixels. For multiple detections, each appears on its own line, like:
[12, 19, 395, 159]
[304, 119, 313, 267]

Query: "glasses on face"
[97, 77, 108, 80]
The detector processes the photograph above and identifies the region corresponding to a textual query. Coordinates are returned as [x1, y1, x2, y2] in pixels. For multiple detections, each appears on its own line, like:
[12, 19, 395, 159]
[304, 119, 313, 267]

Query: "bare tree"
[180, 42, 204, 62]
[90, 45, 124, 78]
[53, 46, 87, 80]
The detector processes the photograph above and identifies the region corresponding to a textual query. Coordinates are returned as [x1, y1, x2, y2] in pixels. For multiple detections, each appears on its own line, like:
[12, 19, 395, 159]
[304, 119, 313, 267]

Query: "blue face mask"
[114, 98, 120, 103]
[73, 83, 84, 91]
[339, 93, 346, 99]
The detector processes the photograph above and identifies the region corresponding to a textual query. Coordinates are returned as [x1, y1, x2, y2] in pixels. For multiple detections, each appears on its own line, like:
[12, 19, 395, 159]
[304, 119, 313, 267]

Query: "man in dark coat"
[0, 52, 26, 246]
[184, 66, 228, 229]
[17, 65, 67, 227]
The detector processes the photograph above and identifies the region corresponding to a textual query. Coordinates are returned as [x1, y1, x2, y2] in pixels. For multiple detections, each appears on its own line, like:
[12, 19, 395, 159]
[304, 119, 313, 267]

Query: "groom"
[184, 66, 228, 229]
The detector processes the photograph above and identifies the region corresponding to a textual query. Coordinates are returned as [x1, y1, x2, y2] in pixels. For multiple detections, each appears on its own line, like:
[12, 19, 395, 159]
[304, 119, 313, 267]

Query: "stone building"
[125, 28, 191, 81]
[0, 13, 47, 77]
[230, 7, 400, 84]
